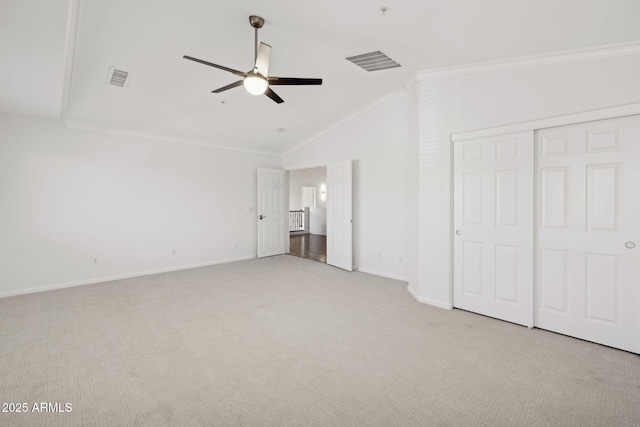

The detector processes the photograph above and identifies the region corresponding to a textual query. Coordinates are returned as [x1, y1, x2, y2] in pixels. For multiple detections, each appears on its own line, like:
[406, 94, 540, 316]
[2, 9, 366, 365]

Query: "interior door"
[453, 131, 534, 326]
[327, 160, 352, 271]
[301, 186, 316, 208]
[535, 115, 640, 353]
[257, 168, 285, 258]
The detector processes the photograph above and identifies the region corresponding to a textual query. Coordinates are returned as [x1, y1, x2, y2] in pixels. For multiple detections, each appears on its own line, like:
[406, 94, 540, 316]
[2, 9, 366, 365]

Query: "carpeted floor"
[0, 255, 638, 426]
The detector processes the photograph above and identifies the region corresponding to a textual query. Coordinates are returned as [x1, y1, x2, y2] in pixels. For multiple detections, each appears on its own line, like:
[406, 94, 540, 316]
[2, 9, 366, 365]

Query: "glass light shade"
[243, 75, 268, 95]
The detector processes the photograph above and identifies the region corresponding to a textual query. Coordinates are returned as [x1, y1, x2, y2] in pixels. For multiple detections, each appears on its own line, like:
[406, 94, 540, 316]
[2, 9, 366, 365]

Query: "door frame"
[283, 162, 354, 270]
[284, 164, 326, 257]
[451, 103, 640, 144]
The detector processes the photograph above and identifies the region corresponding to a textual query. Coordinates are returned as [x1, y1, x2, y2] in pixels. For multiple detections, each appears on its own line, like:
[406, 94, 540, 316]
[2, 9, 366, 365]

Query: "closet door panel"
[535, 115, 640, 353]
[453, 131, 534, 326]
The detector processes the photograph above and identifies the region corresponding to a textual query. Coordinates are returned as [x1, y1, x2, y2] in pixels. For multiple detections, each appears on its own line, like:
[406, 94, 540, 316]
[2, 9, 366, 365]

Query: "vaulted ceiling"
[2, 0, 640, 153]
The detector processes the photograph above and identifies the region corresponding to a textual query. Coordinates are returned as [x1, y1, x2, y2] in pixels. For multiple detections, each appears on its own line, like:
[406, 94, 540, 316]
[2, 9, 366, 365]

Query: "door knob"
[625, 241, 636, 249]
[259, 215, 265, 220]
[455, 230, 462, 236]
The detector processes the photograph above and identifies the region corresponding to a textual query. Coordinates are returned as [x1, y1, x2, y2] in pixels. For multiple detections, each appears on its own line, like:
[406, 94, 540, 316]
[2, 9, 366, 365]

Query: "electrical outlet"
[234, 242, 238, 248]
[377, 252, 382, 260]
[93, 258, 98, 265]
[172, 249, 176, 256]
[399, 257, 403, 264]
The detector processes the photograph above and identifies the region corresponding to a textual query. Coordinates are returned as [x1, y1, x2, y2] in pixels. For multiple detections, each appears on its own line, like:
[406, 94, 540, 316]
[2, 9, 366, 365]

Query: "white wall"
[283, 47, 640, 305]
[0, 113, 280, 296]
[289, 167, 327, 210]
[309, 207, 326, 236]
[4, 47, 639, 303]
[283, 93, 409, 281]
[414, 52, 640, 308]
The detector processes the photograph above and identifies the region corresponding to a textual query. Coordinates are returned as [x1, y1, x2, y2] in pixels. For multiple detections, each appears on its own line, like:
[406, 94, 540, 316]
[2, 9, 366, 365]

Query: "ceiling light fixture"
[183, 15, 322, 104]
[243, 72, 268, 95]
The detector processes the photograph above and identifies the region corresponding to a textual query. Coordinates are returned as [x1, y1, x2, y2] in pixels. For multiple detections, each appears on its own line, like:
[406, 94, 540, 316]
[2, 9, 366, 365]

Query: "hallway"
[289, 234, 326, 263]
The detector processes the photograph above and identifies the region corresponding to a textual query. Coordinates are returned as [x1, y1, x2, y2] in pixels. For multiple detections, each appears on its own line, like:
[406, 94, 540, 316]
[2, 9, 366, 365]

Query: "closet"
[453, 114, 640, 353]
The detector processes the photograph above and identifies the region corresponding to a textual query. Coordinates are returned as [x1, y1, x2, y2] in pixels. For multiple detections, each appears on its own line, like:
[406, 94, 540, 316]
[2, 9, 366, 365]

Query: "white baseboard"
[406, 284, 421, 300]
[356, 267, 408, 282]
[406, 285, 453, 310]
[0, 255, 255, 299]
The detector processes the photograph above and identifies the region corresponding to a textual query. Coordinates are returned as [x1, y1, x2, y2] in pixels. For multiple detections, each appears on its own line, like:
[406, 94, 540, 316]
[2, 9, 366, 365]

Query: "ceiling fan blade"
[264, 87, 284, 104]
[211, 80, 244, 93]
[183, 55, 247, 77]
[255, 42, 271, 77]
[267, 77, 323, 86]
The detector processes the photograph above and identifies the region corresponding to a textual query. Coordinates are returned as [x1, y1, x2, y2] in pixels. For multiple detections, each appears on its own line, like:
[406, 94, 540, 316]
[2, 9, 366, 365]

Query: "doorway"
[288, 167, 327, 263]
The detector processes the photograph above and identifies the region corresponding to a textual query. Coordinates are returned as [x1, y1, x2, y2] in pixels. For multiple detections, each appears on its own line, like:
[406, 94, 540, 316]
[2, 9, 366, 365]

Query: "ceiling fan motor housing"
[249, 15, 264, 29]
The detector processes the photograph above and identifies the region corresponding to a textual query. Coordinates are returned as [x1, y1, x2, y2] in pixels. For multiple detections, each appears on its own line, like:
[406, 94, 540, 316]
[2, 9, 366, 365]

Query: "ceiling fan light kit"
[183, 15, 322, 104]
[244, 74, 268, 95]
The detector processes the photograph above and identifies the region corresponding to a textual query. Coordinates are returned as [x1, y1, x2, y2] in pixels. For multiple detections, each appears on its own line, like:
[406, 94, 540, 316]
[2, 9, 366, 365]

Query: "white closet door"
[453, 132, 534, 326]
[536, 115, 640, 353]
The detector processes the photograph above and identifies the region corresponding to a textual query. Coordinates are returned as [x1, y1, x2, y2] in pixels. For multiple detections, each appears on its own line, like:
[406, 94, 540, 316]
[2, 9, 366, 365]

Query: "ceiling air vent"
[107, 67, 130, 87]
[345, 51, 401, 72]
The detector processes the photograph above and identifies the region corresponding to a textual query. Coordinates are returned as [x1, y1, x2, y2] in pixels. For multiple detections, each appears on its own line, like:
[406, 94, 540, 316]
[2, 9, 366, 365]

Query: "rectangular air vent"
[345, 51, 401, 72]
[108, 67, 129, 87]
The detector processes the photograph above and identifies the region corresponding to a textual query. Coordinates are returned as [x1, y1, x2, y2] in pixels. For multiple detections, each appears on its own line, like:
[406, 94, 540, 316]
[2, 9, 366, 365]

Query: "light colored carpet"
[0, 255, 638, 426]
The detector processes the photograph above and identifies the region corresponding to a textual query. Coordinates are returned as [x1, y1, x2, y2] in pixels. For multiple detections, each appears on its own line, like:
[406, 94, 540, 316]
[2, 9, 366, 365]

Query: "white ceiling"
[2, 0, 640, 154]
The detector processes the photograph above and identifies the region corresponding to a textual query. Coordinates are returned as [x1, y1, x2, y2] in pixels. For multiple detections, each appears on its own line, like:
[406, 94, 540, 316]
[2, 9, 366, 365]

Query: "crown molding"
[63, 120, 281, 157]
[60, 0, 81, 119]
[281, 90, 407, 157]
[406, 40, 640, 85]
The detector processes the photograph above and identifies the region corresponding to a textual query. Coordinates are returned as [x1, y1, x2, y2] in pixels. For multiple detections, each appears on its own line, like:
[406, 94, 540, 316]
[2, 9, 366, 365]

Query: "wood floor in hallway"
[289, 234, 326, 263]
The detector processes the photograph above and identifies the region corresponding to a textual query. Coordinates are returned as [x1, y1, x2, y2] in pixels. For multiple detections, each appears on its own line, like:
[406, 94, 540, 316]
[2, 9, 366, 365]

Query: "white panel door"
[327, 160, 352, 271]
[536, 115, 640, 353]
[453, 132, 534, 326]
[257, 168, 285, 258]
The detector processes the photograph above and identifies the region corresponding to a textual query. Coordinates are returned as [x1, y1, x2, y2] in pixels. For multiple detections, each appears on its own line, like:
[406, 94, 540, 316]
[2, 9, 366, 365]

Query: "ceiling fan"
[183, 15, 322, 104]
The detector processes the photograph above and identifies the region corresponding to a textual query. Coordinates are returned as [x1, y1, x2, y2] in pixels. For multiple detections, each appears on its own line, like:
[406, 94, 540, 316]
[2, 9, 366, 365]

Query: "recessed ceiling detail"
[345, 51, 401, 72]
[108, 67, 129, 87]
